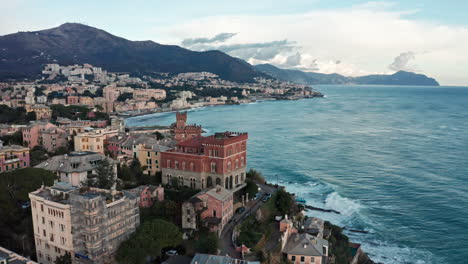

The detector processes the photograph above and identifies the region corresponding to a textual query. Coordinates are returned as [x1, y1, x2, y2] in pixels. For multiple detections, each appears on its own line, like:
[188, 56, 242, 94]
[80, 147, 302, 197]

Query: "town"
[0, 65, 371, 264]
[0, 63, 322, 118]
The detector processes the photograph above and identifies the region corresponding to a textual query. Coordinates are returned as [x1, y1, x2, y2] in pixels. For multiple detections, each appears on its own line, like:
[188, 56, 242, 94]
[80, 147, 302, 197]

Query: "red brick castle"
[162, 113, 248, 191]
[173, 112, 202, 142]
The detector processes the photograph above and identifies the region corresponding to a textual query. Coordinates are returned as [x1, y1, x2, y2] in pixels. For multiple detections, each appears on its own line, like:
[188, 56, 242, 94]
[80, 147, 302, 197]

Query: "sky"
[1, 0, 468, 85]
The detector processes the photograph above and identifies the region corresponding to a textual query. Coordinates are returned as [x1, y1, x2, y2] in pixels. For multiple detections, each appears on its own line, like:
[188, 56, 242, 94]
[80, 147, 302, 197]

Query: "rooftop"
[35, 151, 117, 173]
[283, 233, 328, 257]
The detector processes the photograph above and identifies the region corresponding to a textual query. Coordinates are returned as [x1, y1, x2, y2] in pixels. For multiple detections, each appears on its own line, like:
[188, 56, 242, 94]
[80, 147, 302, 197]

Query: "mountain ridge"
[254, 63, 440, 86]
[0, 23, 265, 82]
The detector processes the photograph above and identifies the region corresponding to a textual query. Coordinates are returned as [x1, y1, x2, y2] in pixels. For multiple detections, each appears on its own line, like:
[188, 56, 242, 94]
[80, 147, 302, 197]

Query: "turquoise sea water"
[126, 85, 468, 264]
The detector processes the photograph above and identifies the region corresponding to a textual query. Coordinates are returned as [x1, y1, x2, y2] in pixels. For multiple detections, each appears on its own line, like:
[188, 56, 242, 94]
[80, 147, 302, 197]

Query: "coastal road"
[219, 183, 278, 258]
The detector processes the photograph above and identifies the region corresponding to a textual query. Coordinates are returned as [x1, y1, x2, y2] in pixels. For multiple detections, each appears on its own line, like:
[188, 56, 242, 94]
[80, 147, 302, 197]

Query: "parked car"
[236, 207, 246, 214]
[166, 250, 178, 256]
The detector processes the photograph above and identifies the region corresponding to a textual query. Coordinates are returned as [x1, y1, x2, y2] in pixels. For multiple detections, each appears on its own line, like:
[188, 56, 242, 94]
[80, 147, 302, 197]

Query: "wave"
[278, 179, 437, 264]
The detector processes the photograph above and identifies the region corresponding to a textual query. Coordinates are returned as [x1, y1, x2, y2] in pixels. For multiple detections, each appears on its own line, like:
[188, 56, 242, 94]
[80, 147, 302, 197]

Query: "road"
[219, 183, 278, 258]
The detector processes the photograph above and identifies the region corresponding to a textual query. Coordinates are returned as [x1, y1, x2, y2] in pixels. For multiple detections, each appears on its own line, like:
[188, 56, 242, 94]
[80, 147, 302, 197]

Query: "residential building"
[22, 122, 68, 152]
[74, 128, 118, 154]
[29, 182, 140, 264]
[302, 217, 325, 238]
[282, 233, 329, 264]
[127, 185, 164, 208]
[0, 143, 30, 172]
[161, 131, 248, 191]
[25, 104, 52, 120]
[182, 186, 233, 235]
[35, 152, 117, 187]
[0, 246, 37, 264]
[135, 137, 170, 175]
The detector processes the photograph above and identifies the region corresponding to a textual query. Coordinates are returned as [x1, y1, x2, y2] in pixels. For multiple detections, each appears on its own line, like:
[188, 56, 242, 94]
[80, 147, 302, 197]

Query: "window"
[147, 151, 151, 157]
[175, 161, 179, 169]
[300, 256, 305, 262]
[291, 256, 296, 261]
[211, 162, 217, 173]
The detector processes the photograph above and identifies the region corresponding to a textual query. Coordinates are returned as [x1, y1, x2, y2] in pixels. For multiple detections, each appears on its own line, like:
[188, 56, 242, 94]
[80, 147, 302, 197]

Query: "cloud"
[388, 51, 417, 71]
[161, 2, 468, 85]
[284, 52, 302, 67]
[183, 37, 297, 62]
[181, 32, 237, 46]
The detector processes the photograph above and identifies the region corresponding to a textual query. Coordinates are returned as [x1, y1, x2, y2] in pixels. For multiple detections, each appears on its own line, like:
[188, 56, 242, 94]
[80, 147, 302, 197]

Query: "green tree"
[116, 219, 182, 264]
[0, 168, 56, 256]
[54, 252, 72, 264]
[246, 168, 266, 184]
[275, 188, 294, 216]
[195, 232, 218, 254]
[83, 159, 115, 189]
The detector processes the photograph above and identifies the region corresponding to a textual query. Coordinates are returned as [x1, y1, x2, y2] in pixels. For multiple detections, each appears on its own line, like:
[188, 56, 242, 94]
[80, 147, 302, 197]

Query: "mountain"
[254, 64, 440, 86]
[0, 23, 264, 82]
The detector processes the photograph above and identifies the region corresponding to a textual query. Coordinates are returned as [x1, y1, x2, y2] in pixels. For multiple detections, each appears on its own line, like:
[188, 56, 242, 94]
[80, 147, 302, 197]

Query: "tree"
[246, 168, 266, 184]
[55, 252, 72, 264]
[117, 92, 133, 102]
[245, 179, 259, 199]
[0, 131, 23, 145]
[153, 131, 164, 140]
[0, 168, 56, 256]
[275, 188, 294, 216]
[83, 159, 115, 189]
[116, 219, 182, 264]
[195, 232, 218, 254]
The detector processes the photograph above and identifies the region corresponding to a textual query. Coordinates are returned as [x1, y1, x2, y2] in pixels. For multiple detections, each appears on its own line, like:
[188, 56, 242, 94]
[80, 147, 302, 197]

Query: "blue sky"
[2, 0, 468, 85]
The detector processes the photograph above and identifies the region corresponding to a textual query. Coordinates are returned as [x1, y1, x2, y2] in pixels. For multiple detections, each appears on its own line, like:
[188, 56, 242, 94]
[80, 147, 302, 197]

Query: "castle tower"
[176, 112, 187, 128]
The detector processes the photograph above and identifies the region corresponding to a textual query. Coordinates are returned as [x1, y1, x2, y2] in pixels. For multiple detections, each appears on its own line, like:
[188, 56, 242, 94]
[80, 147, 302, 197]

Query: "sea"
[126, 85, 468, 264]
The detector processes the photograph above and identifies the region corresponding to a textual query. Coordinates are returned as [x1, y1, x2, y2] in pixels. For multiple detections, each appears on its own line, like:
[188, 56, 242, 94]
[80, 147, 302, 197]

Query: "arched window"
[207, 176, 213, 188]
[216, 177, 221, 186]
[235, 159, 239, 169]
[227, 161, 231, 171]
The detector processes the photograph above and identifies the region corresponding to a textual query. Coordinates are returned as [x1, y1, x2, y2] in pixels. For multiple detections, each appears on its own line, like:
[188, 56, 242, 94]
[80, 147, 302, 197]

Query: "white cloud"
[155, 2, 468, 85]
[388, 51, 417, 72]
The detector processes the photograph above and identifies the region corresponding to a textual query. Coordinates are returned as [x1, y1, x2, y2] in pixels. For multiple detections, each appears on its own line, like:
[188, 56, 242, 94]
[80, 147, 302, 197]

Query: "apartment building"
[0, 143, 30, 172]
[35, 152, 117, 187]
[74, 128, 118, 154]
[29, 182, 140, 264]
[182, 186, 233, 235]
[22, 122, 68, 152]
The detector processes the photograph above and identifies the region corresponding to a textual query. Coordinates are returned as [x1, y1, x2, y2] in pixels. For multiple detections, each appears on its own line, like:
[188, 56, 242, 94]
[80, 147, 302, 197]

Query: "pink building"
[22, 122, 68, 152]
[128, 185, 164, 208]
[0, 143, 30, 172]
[182, 186, 233, 235]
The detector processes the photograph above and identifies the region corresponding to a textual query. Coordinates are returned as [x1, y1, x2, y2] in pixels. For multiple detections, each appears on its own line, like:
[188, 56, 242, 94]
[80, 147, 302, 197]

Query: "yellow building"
[137, 143, 170, 175]
[25, 104, 52, 120]
[74, 128, 118, 154]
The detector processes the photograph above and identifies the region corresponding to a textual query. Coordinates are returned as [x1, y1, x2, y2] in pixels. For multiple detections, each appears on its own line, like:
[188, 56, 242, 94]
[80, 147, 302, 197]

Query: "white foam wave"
[325, 192, 363, 216]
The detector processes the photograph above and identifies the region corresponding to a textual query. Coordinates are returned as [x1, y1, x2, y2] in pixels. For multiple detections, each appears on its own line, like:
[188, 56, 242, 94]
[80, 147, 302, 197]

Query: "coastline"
[124, 93, 380, 264]
[120, 92, 324, 119]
